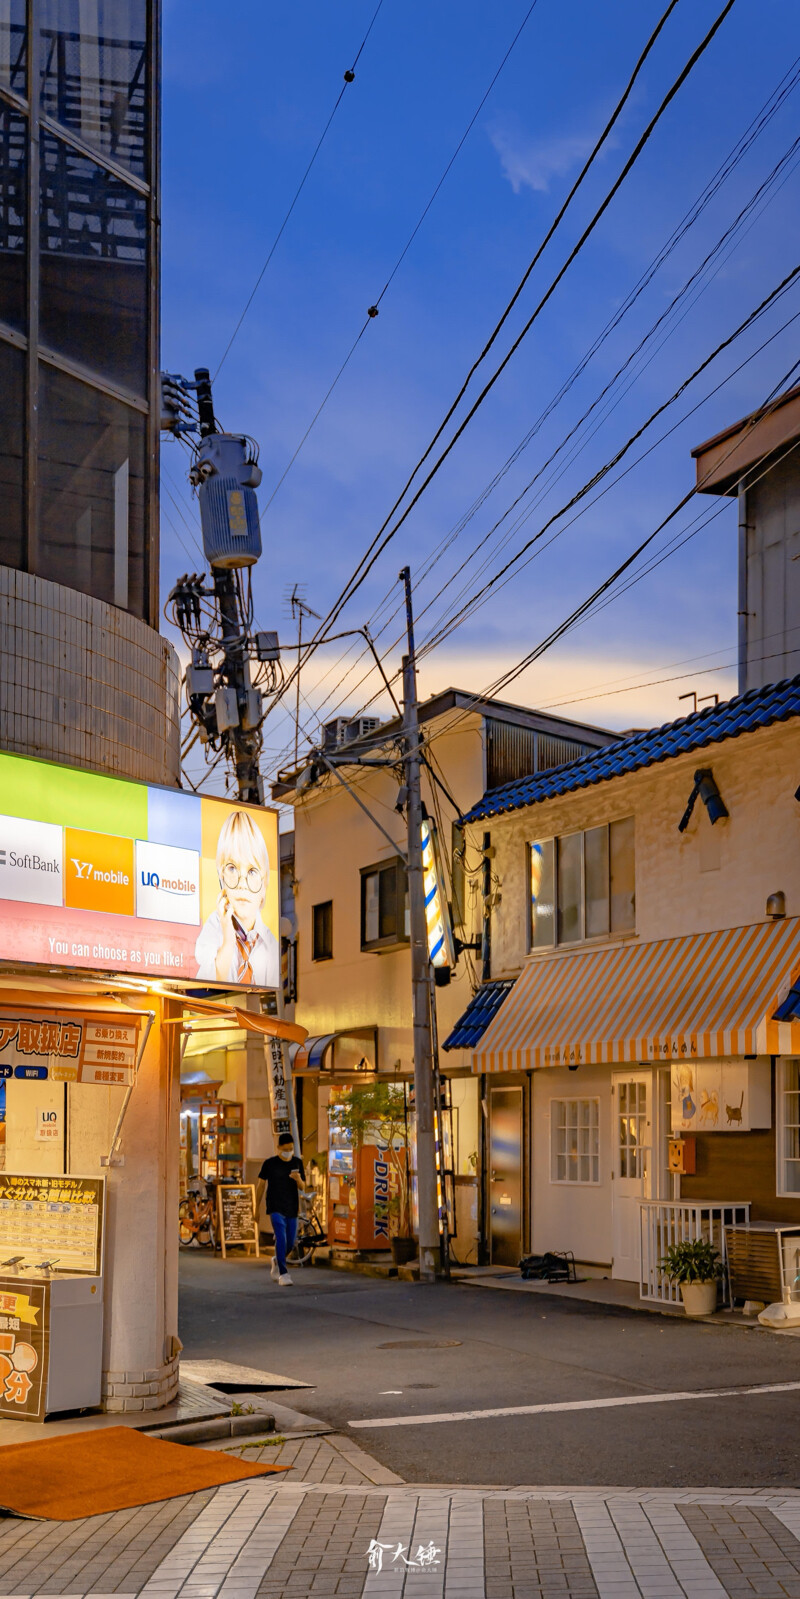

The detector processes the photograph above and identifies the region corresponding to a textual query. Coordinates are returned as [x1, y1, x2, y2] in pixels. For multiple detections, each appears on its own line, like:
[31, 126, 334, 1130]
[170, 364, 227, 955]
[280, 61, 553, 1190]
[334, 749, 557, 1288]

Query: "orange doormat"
[0, 1425, 288, 1520]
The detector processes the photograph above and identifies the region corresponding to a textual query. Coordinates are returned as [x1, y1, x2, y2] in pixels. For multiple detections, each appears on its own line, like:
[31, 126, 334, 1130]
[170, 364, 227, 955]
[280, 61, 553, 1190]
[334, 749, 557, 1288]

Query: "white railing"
[640, 1201, 751, 1305]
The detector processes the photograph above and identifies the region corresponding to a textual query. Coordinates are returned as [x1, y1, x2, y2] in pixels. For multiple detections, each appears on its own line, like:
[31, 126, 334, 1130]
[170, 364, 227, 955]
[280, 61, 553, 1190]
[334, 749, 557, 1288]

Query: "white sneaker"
[278, 1272, 293, 1285]
[270, 1256, 279, 1280]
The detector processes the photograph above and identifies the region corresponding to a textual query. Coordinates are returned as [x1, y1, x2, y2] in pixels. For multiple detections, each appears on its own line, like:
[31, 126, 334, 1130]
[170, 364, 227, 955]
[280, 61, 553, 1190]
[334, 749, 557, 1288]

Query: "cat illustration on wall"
[726, 1092, 745, 1126]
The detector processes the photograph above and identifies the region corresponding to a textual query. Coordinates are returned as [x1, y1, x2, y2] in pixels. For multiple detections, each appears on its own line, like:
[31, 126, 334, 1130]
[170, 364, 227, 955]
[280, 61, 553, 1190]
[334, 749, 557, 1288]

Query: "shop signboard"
[0, 1174, 105, 1274]
[0, 1277, 49, 1421]
[0, 751, 280, 989]
[217, 1184, 259, 1259]
[0, 1008, 143, 1087]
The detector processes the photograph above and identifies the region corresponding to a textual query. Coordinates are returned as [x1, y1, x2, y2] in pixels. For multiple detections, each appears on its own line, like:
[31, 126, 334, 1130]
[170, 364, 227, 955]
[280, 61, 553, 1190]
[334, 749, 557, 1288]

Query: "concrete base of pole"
[419, 1248, 438, 1283]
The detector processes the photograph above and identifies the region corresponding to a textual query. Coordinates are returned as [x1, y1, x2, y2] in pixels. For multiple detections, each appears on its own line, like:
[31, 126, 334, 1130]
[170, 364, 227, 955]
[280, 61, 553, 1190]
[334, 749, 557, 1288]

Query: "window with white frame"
[778, 1059, 800, 1196]
[550, 1098, 600, 1185]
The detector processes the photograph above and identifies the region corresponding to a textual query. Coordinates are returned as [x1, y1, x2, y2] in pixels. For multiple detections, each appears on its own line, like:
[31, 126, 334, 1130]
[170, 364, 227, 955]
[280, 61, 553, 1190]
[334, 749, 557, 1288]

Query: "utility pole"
[287, 586, 321, 769]
[400, 566, 440, 1285]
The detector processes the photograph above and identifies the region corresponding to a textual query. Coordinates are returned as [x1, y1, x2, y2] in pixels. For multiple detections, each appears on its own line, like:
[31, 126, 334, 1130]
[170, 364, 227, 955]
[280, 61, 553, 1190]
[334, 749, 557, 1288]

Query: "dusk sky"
[159, 0, 800, 793]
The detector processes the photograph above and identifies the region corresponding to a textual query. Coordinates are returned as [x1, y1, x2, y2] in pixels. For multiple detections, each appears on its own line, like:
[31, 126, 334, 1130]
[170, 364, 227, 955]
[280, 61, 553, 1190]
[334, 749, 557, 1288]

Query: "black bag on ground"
[519, 1250, 576, 1282]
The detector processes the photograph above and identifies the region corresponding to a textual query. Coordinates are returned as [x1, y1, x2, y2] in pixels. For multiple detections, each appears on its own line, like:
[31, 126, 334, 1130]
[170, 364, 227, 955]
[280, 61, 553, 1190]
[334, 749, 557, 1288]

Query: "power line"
[285, 358, 800, 790]
[307, 0, 735, 646]
[258, 0, 542, 518]
[303, 56, 800, 726]
[262, 0, 692, 728]
[213, 0, 386, 380]
[416, 266, 800, 657]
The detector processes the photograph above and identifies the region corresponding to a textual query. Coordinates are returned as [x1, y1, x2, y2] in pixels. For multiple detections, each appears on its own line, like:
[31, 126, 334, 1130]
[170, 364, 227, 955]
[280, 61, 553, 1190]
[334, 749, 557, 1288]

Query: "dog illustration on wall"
[726, 1091, 745, 1126]
[699, 1089, 719, 1127]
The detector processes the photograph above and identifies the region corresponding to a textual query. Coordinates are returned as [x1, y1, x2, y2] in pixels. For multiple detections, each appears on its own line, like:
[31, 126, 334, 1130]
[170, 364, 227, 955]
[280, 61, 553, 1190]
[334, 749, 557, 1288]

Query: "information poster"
[217, 1184, 259, 1260]
[0, 1277, 49, 1421]
[0, 1009, 142, 1087]
[0, 1174, 105, 1274]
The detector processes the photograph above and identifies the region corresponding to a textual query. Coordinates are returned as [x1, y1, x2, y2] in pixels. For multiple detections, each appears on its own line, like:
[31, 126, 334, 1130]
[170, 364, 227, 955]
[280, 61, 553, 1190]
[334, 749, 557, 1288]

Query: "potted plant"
[661, 1238, 723, 1317]
[334, 1082, 415, 1264]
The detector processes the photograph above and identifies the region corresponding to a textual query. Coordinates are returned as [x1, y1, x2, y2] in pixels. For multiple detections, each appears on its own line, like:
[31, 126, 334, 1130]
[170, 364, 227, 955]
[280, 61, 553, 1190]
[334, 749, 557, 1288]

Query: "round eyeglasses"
[221, 863, 263, 893]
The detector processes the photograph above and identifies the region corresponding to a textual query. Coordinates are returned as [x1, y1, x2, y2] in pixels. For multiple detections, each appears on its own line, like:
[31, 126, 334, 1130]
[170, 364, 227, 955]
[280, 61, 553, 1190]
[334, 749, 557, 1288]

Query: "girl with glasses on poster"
[195, 811, 280, 986]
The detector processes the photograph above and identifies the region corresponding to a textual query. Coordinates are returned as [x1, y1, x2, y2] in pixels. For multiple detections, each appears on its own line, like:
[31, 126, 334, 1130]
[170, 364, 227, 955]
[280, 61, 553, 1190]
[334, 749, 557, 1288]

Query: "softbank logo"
[136, 842, 200, 926]
[0, 815, 64, 908]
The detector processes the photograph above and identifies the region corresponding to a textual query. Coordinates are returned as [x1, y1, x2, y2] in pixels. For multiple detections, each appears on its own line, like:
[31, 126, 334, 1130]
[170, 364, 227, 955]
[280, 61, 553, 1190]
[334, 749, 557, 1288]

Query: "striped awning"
[473, 918, 800, 1073]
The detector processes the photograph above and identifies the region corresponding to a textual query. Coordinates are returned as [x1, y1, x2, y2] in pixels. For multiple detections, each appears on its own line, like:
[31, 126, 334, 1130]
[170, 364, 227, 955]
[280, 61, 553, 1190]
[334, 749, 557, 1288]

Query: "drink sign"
[217, 1184, 259, 1260]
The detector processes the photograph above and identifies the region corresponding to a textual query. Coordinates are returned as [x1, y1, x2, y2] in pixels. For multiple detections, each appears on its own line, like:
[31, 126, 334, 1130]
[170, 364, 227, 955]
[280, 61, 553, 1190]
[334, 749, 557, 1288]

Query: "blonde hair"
[216, 810, 269, 891]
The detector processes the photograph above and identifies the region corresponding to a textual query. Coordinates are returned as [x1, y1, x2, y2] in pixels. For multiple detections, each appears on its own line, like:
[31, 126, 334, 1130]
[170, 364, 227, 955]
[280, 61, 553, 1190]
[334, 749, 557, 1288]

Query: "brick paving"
[680, 1502, 800, 1596]
[3, 1432, 800, 1596]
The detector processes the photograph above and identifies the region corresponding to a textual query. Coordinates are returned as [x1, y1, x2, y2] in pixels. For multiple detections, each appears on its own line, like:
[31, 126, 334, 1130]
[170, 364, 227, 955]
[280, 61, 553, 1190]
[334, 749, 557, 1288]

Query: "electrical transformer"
[191, 432, 263, 569]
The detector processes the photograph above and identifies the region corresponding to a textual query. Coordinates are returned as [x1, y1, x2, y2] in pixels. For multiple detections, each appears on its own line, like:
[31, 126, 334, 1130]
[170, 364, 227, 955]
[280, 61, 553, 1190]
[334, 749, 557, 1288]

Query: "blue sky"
[159, 0, 800, 788]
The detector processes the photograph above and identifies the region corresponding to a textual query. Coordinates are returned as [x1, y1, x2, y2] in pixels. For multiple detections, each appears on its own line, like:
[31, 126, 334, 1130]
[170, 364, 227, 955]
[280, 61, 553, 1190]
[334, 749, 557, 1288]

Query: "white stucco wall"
[478, 718, 800, 978]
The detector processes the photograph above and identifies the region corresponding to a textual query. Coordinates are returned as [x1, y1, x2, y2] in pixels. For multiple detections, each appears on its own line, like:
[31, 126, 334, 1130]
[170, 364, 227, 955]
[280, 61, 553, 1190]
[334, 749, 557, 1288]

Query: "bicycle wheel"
[178, 1202, 196, 1247]
[289, 1221, 318, 1267]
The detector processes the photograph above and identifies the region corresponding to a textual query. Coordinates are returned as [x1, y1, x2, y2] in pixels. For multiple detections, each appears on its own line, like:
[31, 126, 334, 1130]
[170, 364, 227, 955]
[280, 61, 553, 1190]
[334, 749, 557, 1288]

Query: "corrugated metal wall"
[485, 719, 589, 791]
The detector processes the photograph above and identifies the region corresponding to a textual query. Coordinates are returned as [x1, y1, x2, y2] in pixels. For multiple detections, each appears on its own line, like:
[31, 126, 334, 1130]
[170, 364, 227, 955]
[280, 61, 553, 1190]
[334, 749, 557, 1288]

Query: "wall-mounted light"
[678, 768, 729, 832]
[766, 891, 786, 919]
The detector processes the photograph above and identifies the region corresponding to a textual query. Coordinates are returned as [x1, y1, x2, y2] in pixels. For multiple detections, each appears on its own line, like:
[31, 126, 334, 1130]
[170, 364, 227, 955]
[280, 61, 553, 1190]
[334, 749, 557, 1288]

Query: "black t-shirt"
[259, 1154, 305, 1217]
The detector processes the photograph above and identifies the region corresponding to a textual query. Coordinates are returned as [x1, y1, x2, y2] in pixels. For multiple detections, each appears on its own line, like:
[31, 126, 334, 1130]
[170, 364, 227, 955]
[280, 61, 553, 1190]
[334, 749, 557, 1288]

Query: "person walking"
[256, 1134, 305, 1285]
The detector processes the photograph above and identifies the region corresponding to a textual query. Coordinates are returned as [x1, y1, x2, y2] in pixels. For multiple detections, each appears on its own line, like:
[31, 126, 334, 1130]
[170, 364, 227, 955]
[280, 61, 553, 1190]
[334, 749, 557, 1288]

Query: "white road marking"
[348, 1378, 800, 1429]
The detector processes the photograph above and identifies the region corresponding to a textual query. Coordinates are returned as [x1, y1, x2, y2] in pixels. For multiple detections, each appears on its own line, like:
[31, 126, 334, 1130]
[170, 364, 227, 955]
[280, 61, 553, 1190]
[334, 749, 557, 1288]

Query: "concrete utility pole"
[400, 566, 440, 1285]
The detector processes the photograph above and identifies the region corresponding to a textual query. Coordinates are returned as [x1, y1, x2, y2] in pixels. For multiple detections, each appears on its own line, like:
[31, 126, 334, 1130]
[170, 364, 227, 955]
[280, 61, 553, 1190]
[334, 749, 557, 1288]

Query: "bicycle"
[288, 1192, 326, 1266]
[179, 1183, 217, 1249]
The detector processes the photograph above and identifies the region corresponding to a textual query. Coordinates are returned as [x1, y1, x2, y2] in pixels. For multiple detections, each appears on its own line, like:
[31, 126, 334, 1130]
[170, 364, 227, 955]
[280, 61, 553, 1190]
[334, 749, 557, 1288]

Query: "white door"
[611, 1072, 651, 1281]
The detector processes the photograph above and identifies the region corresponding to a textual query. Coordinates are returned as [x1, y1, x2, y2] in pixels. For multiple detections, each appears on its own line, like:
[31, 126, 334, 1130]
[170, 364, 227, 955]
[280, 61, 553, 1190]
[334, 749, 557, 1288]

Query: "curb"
[143, 1413, 275, 1444]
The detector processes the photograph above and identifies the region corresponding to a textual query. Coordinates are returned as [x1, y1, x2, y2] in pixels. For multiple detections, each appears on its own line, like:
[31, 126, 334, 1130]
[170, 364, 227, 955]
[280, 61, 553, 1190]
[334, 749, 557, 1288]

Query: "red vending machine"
[327, 1095, 392, 1251]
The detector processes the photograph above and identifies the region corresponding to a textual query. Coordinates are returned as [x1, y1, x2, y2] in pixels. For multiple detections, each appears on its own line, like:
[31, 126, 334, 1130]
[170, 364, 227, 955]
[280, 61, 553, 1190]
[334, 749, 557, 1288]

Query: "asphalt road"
[179, 1255, 800, 1487]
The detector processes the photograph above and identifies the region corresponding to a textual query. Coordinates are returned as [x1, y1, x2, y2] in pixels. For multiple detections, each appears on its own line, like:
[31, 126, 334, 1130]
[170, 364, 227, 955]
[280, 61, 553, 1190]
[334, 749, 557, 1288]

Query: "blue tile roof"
[774, 982, 800, 1023]
[463, 675, 800, 824]
[442, 979, 515, 1051]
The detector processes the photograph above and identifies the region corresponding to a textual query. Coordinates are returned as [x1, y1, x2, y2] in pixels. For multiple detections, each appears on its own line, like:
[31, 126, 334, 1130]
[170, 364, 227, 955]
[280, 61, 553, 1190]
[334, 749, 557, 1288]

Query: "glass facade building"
[0, 0, 159, 622]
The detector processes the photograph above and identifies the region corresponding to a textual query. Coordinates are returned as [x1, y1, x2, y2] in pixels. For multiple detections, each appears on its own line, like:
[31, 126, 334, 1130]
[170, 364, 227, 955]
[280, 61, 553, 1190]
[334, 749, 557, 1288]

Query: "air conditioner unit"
[725, 1224, 800, 1304]
[323, 718, 349, 750]
[345, 717, 381, 744]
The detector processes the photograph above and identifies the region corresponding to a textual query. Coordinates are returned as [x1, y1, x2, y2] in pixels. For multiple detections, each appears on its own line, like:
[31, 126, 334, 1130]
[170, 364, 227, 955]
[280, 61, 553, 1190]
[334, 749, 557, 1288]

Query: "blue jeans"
[270, 1212, 297, 1274]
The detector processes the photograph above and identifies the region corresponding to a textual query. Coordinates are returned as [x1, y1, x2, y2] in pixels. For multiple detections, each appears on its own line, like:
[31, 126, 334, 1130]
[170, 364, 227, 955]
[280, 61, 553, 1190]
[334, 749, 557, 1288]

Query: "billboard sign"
[0, 752, 279, 989]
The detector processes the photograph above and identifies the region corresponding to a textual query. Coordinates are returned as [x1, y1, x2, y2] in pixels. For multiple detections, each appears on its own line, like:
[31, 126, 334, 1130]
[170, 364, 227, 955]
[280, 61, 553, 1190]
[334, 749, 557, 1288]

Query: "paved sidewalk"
[2, 1433, 800, 1595]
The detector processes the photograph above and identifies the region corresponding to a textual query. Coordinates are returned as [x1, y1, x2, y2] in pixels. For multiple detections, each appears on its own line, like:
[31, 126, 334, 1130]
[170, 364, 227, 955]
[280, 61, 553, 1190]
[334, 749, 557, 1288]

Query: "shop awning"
[170, 996, 307, 1045]
[291, 1027, 378, 1074]
[473, 918, 800, 1073]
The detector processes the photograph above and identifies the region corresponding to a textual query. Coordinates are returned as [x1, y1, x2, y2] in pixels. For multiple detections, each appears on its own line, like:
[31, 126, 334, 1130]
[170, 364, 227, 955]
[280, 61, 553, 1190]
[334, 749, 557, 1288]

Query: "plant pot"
[390, 1236, 417, 1266]
[680, 1279, 718, 1317]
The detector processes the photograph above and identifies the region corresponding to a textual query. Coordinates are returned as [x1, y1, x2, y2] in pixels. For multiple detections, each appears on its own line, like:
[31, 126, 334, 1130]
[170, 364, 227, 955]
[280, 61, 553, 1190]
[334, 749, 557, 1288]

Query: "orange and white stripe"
[474, 918, 800, 1073]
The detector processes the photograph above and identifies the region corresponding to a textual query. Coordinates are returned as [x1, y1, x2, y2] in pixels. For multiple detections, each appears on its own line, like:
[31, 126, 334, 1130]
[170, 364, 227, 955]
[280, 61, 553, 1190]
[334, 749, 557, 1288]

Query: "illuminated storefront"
[0, 748, 302, 1418]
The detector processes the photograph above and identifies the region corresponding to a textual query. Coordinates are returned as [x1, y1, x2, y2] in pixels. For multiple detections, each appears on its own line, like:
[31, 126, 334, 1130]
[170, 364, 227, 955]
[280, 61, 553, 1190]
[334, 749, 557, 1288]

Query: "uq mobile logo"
[71, 859, 130, 886]
[0, 848, 60, 873]
[140, 870, 196, 896]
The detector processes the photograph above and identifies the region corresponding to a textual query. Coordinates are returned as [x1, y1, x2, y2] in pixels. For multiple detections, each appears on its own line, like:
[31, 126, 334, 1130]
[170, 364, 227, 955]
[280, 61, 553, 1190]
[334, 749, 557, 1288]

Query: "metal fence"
[639, 1200, 751, 1305]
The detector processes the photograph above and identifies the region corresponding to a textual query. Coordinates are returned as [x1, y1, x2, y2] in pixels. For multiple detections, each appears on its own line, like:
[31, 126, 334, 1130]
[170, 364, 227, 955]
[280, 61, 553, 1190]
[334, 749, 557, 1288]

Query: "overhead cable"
[305, 0, 735, 645]
[213, 0, 386, 380]
[258, 0, 542, 517]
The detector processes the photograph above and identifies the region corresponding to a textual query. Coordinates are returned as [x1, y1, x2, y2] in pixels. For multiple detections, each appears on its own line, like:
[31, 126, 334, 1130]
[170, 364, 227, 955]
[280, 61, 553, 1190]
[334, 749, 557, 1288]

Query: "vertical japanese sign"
[0, 1278, 49, 1421]
[265, 1036, 292, 1140]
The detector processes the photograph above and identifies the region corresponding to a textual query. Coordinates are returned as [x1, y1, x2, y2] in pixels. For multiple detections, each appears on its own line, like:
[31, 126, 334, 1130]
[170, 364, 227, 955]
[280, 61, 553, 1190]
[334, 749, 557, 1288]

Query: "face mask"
[278, 1149, 293, 1161]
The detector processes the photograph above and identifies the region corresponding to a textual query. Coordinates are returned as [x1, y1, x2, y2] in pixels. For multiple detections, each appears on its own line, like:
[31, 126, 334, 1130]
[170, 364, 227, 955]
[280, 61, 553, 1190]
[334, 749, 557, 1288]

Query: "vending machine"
[327, 1095, 394, 1251]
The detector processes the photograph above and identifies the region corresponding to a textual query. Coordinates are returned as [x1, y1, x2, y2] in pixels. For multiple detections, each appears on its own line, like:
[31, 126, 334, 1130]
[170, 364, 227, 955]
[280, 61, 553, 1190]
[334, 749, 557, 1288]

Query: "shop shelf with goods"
[200, 1101, 245, 1184]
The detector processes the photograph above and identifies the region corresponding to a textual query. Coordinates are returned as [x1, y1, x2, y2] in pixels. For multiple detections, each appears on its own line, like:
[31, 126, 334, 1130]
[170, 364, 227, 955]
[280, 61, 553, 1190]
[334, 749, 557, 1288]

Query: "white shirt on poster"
[194, 911, 280, 987]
